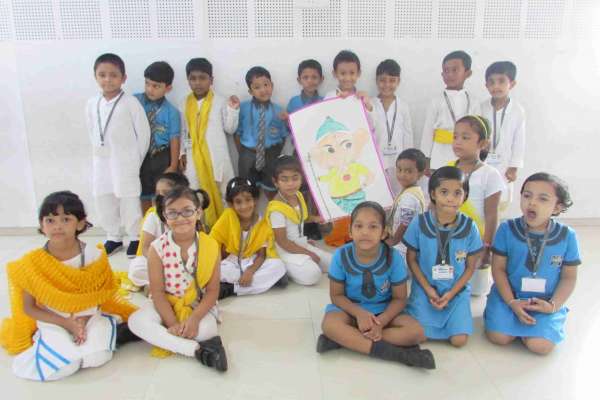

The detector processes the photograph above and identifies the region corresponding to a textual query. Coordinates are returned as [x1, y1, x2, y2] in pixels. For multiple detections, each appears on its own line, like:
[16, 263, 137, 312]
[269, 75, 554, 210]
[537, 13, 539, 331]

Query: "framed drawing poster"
[288, 96, 393, 221]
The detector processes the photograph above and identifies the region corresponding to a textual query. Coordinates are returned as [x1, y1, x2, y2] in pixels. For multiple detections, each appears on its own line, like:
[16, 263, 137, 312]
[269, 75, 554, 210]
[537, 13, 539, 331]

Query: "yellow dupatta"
[185, 91, 223, 227]
[0, 245, 136, 355]
[151, 232, 219, 358]
[265, 192, 309, 225]
[210, 208, 278, 259]
[448, 160, 485, 236]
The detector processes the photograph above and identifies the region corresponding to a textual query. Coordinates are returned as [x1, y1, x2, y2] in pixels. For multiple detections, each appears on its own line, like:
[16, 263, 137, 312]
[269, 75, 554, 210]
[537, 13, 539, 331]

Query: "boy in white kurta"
[480, 61, 526, 208]
[179, 58, 237, 227]
[420, 51, 480, 172]
[372, 59, 414, 195]
[86, 53, 151, 256]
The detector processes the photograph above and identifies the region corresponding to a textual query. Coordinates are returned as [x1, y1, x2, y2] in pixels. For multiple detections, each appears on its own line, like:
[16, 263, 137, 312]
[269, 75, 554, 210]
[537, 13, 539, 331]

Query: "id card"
[521, 277, 546, 293]
[93, 145, 110, 158]
[432, 264, 454, 280]
[486, 152, 502, 167]
[383, 144, 398, 157]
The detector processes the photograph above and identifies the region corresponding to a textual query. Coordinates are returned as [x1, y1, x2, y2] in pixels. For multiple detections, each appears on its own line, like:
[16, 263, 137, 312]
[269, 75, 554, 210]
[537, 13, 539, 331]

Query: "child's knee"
[486, 330, 515, 346]
[524, 338, 554, 355]
[82, 350, 113, 368]
[195, 315, 218, 342]
[450, 335, 469, 348]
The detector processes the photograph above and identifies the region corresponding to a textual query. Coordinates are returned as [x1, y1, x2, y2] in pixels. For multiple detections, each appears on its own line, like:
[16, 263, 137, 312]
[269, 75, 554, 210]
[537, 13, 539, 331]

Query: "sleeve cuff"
[491, 247, 507, 256]
[391, 276, 409, 286]
[562, 259, 582, 267]
[401, 239, 418, 252]
[328, 275, 345, 283]
[467, 246, 484, 256]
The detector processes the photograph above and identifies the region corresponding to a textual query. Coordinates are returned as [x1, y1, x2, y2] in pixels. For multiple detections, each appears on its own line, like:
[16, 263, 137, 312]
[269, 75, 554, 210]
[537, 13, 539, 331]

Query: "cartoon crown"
[316, 116, 350, 141]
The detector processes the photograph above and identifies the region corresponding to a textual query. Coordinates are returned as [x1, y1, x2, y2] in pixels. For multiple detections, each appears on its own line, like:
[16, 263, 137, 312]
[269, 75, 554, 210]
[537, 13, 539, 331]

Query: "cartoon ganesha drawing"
[309, 116, 374, 214]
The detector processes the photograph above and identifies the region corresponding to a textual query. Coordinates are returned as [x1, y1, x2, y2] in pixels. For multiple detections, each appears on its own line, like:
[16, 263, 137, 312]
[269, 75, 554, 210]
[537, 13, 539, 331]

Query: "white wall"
[2, 0, 600, 227]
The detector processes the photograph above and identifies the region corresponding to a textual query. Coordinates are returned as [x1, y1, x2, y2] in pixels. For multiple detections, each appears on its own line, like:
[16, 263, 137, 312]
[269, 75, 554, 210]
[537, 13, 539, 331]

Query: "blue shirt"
[236, 100, 288, 149]
[286, 92, 323, 114]
[134, 93, 181, 148]
[492, 218, 581, 299]
[328, 242, 408, 314]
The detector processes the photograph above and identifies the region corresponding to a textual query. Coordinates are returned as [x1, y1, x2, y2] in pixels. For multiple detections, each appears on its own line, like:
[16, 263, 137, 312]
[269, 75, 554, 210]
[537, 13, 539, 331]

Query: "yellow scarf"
[265, 192, 309, 225]
[151, 232, 219, 358]
[0, 245, 136, 355]
[210, 208, 278, 260]
[185, 91, 223, 227]
[449, 160, 485, 236]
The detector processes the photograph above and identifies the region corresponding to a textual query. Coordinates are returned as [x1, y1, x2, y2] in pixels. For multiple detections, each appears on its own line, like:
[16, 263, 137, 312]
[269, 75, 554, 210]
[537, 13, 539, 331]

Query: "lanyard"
[43, 240, 85, 267]
[523, 218, 551, 277]
[456, 159, 481, 181]
[277, 192, 304, 236]
[491, 98, 510, 152]
[384, 97, 398, 146]
[433, 215, 457, 265]
[96, 91, 124, 146]
[443, 91, 470, 124]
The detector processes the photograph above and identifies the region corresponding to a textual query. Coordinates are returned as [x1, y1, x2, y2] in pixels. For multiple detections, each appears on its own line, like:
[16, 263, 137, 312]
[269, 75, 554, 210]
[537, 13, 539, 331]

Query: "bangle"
[548, 299, 556, 313]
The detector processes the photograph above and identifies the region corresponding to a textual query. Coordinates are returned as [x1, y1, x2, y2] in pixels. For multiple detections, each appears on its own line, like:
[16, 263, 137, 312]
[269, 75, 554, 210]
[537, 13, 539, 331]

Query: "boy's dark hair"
[156, 186, 208, 231]
[144, 61, 174, 85]
[333, 50, 361, 72]
[185, 58, 213, 78]
[38, 191, 92, 236]
[428, 166, 470, 204]
[396, 148, 426, 172]
[157, 172, 190, 189]
[245, 66, 271, 89]
[376, 59, 401, 77]
[485, 61, 517, 82]
[226, 177, 260, 203]
[298, 59, 323, 77]
[443, 50, 472, 71]
[273, 155, 303, 180]
[521, 173, 573, 215]
[94, 53, 125, 75]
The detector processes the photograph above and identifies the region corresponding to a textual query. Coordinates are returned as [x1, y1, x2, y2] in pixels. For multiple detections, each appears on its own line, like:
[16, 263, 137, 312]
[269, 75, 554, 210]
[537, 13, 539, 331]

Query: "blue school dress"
[403, 211, 483, 339]
[484, 218, 581, 343]
[325, 242, 408, 315]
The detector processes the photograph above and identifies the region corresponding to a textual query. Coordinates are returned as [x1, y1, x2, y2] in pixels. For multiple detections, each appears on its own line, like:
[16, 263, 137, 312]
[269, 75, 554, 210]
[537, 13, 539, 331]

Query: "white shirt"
[466, 163, 505, 222]
[420, 89, 480, 169]
[85, 92, 151, 197]
[372, 97, 414, 169]
[390, 190, 424, 256]
[151, 231, 198, 298]
[269, 207, 304, 241]
[142, 211, 165, 238]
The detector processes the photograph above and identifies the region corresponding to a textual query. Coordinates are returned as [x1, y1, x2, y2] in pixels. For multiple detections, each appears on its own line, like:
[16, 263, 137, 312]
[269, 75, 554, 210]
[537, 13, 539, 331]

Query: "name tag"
[486, 152, 502, 166]
[383, 144, 398, 157]
[521, 277, 546, 293]
[93, 145, 110, 158]
[432, 264, 454, 280]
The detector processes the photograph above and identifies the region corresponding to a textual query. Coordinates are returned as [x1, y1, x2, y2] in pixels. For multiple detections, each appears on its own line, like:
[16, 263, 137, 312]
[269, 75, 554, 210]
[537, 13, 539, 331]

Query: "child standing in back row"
[86, 53, 151, 258]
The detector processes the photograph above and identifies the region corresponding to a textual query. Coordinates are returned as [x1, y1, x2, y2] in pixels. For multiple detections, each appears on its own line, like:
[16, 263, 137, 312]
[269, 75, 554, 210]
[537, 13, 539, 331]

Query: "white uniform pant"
[128, 301, 218, 357]
[12, 312, 116, 381]
[276, 237, 332, 286]
[95, 194, 142, 242]
[220, 254, 286, 295]
[129, 256, 149, 287]
[184, 149, 228, 203]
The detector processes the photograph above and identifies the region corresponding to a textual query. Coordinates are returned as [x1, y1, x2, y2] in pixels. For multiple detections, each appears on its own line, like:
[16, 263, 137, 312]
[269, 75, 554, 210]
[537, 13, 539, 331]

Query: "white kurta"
[85, 92, 151, 198]
[372, 97, 414, 170]
[480, 98, 526, 203]
[181, 93, 237, 195]
[420, 89, 480, 169]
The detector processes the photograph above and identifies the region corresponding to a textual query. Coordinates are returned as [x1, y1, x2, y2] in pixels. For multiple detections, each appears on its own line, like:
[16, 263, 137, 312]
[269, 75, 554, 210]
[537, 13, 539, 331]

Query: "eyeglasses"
[164, 208, 197, 220]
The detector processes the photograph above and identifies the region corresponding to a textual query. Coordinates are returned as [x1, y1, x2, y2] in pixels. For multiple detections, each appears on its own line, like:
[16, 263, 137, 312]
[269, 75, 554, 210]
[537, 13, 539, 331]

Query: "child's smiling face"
[333, 61, 360, 92]
[442, 58, 471, 90]
[248, 76, 273, 102]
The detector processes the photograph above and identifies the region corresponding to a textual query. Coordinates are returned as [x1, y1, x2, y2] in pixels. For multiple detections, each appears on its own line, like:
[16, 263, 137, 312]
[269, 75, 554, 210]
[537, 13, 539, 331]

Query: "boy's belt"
[241, 142, 282, 153]
[150, 144, 169, 156]
[433, 129, 453, 144]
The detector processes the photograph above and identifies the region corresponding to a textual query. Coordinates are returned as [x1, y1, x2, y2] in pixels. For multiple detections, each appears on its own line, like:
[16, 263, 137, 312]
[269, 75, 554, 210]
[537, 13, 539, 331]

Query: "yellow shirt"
[319, 163, 369, 198]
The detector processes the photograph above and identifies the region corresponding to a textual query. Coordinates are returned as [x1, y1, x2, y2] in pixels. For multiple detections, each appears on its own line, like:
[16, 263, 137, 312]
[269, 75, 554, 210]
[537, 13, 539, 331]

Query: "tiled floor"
[0, 227, 598, 400]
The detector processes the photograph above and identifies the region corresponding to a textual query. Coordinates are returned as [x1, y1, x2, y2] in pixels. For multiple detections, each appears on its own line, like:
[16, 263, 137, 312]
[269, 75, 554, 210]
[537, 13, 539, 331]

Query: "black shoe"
[115, 322, 141, 347]
[304, 222, 322, 241]
[104, 240, 123, 256]
[126, 241, 139, 259]
[218, 282, 236, 300]
[195, 336, 228, 372]
[274, 274, 288, 288]
[316, 334, 341, 353]
[404, 348, 436, 370]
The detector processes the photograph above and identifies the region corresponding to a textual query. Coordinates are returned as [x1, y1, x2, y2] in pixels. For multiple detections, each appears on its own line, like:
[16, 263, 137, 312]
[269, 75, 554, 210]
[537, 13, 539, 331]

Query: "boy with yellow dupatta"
[211, 178, 286, 298]
[179, 58, 237, 227]
[0, 191, 136, 381]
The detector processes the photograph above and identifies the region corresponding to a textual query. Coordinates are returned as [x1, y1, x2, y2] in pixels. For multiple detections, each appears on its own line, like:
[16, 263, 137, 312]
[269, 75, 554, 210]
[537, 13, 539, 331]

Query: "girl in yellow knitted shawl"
[0, 191, 137, 381]
[127, 186, 228, 371]
[211, 178, 286, 298]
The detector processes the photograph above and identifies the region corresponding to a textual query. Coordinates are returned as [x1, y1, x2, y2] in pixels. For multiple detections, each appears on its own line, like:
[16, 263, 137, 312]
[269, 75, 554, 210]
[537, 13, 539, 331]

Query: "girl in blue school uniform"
[484, 173, 581, 355]
[403, 166, 484, 347]
[317, 201, 435, 369]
